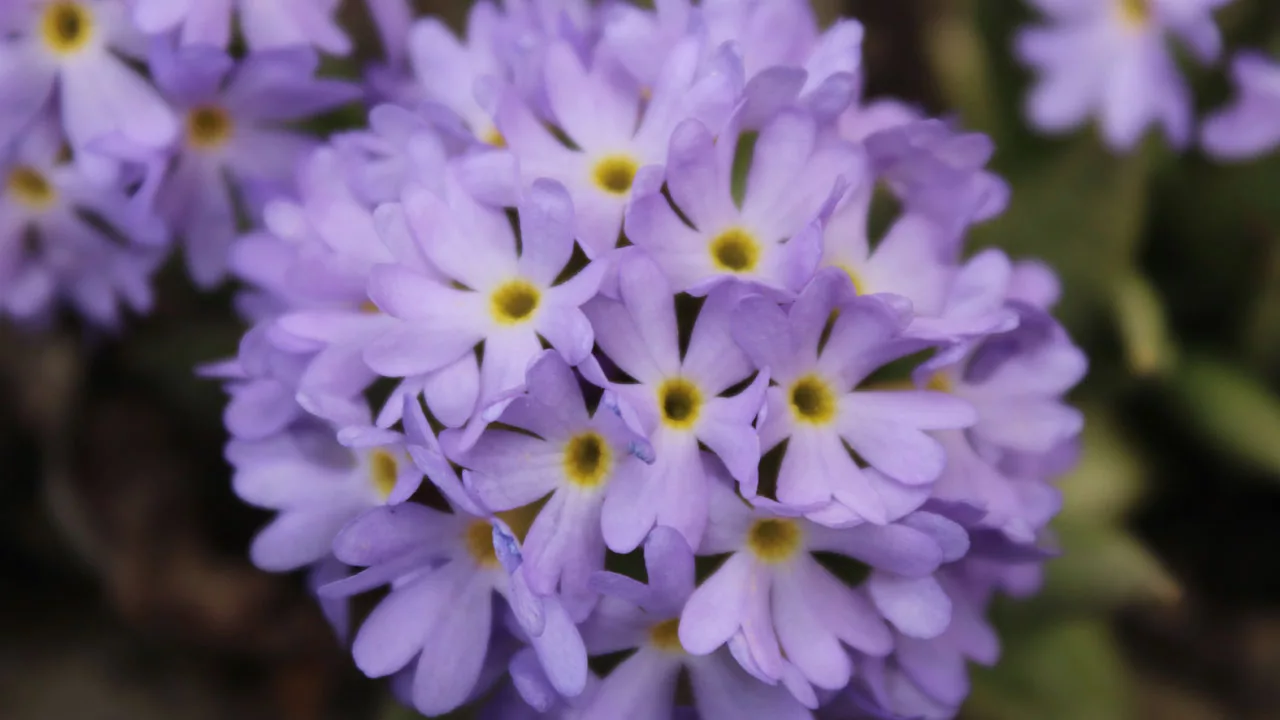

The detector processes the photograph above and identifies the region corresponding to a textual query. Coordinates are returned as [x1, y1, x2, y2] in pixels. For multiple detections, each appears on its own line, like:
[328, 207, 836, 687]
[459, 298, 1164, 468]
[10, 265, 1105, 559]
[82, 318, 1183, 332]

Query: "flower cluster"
[0, 0, 356, 324]
[210, 1, 1087, 719]
[1017, 0, 1280, 159]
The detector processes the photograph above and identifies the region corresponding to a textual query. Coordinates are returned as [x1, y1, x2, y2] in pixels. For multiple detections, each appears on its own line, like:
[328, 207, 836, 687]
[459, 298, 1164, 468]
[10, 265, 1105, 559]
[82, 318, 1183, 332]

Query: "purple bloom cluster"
[210, 1, 1087, 719]
[0, 0, 355, 323]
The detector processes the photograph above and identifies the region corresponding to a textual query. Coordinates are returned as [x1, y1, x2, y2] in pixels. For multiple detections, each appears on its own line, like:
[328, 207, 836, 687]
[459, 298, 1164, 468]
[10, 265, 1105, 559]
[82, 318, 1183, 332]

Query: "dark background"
[3, 1, 1280, 718]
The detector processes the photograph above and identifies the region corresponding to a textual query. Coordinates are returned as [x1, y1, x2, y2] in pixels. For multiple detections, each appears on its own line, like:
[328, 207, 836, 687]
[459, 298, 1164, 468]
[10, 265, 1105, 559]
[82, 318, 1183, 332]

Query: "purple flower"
[1015, 0, 1230, 150]
[320, 500, 588, 716]
[730, 270, 975, 526]
[602, 0, 863, 125]
[0, 118, 163, 324]
[0, 0, 178, 158]
[1202, 52, 1280, 160]
[364, 176, 605, 434]
[129, 0, 351, 54]
[456, 351, 655, 619]
[580, 527, 816, 719]
[145, 43, 358, 286]
[626, 109, 859, 296]
[677, 478, 968, 705]
[407, 3, 510, 144]
[581, 253, 767, 551]
[228, 413, 419, 572]
[496, 36, 743, 257]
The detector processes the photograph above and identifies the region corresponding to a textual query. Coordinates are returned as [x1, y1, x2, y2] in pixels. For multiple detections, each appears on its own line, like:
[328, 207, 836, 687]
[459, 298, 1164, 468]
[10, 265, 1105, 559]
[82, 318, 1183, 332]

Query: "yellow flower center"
[657, 377, 702, 430]
[41, 2, 94, 56]
[482, 127, 507, 148]
[648, 618, 685, 653]
[359, 300, 381, 314]
[465, 520, 500, 568]
[1117, 0, 1150, 26]
[368, 449, 399, 500]
[563, 431, 612, 488]
[591, 154, 638, 196]
[186, 106, 235, 150]
[6, 166, 57, 210]
[789, 374, 837, 425]
[489, 279, 541, 325]
[836, 263, 867, 295]
[925, 371, 952, 394]
[709, 227, 761, 273]
[747, 518, 803, 564]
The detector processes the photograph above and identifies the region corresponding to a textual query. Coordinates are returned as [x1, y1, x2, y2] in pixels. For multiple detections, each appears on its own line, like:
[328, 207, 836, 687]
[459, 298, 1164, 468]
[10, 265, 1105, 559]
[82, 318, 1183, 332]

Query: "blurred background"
[3, 0, 1280, 718]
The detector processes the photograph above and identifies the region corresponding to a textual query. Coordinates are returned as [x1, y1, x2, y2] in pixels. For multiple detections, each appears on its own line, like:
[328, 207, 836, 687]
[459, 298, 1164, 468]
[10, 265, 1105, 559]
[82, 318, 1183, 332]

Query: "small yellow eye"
[789, 375, 837, 425]
[563, 432, 612, 488]
[709, 228, 761, 273]
[489, 279, 541, 325]
[186, 106, 235, 149]
[747, 518, 803, 563]
[658, 377, 703, 430]
[591, 155, 639, 196]
[41, 2, 95, 56]
[6, 166, 57, 210]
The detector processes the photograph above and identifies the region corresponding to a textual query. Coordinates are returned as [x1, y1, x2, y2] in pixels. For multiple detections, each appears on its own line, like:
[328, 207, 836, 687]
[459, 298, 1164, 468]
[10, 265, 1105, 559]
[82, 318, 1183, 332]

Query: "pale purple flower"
[677, 478, 968, 705]
[0, 118, 163, 324]
[730, 269, 976, 526]
[580, 527, 816, 720]
[320, 500, 588, 716]
[457, 351, 655, 619]
[364, 176, 605, 435]
[129, 0, 350, 54]
[581, 252, 768, 551]
[602, 0, 864, 125]
[626, 109, 859, 296]
[330, 104, 453, 207]
[1201, 52, 1280, 160]
[145, 43, 359, 286]
[497, 36, 743, 257]
[0, 0, 178, 159]
[407, 3, 510, 144]
[1015, 0, 1231, 150]
[227, 413, 419, 572]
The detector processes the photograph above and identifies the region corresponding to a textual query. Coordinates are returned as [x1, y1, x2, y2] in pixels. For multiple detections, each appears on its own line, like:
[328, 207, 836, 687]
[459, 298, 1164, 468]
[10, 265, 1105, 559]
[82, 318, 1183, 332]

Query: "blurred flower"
[142, 43, 359, 286]
[129, 0, 350, 54]
[1201, 51, 1280, 161]
[0, 0, 177, 158]
[0, 117, 163, 325]
[1015, 0, 1231, 150]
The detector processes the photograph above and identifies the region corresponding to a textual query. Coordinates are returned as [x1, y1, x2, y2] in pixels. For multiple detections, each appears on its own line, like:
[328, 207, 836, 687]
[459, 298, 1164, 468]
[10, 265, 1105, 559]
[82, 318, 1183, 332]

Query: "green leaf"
[967, 620, 1134, 720]
[1170, 356, 1280, 478]
[1041, 520, 1180, 612]
[1113, 273, 1177, 378]
[1058, 405, 1147, 522]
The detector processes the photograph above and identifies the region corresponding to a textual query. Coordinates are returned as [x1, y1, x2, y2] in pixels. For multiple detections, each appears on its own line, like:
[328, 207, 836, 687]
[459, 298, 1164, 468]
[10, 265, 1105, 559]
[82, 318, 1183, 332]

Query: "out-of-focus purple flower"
[580, 527, 816, 719]
[130, 0, 351, 54]
[497, 36, 743, 257]
[144, 43, 358, 286]
[602, 0, 863, 125]
[0, 0, 178, 159]
[677, 478, 968, 706]
[457, 351, 656, 619]
[730, 270, 975, 526]
[0, 118, 163, 325]
[1015, 0, 1231, 150]
[581, 253, 767, 552]
[319, 499, 588, 716]
[626, 110, 858, 296]
[1202, 52, 1280, 160]
[364, 176, 605, 435]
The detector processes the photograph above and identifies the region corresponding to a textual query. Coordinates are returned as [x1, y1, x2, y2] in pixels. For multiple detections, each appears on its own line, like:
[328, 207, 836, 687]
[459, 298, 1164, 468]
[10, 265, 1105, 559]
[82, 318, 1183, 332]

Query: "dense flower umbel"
[208, 0, 1087, 718]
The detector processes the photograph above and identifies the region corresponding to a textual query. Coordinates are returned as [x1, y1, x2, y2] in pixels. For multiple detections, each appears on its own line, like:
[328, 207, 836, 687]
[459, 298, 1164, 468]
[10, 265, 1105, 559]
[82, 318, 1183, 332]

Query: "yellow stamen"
[489, 279, 541, 325]
[6, 166, 57, 210]
[186, 106, 235, 150]
[788, 374, 837, 426]
[709, 227, 761, 273]
[368, 449, 399, 500]
[747, 518, 803, 564]
[41, 2, 94, 56]
[562, 432, 612, 488]
[591, 154, 639, 196]
[648, 618, 684, 653]
[657, 377, 703, 430]
[465, 520, 500, 567]
[1117, 0, 1151, 26]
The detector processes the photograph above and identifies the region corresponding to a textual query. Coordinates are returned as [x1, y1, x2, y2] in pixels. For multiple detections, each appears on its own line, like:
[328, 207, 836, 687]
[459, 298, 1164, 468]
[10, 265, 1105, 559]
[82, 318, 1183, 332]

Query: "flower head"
[1015, 0, 1230, 150]
[1201, 52, 1280, 160]
[129, 0, 350, 54]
